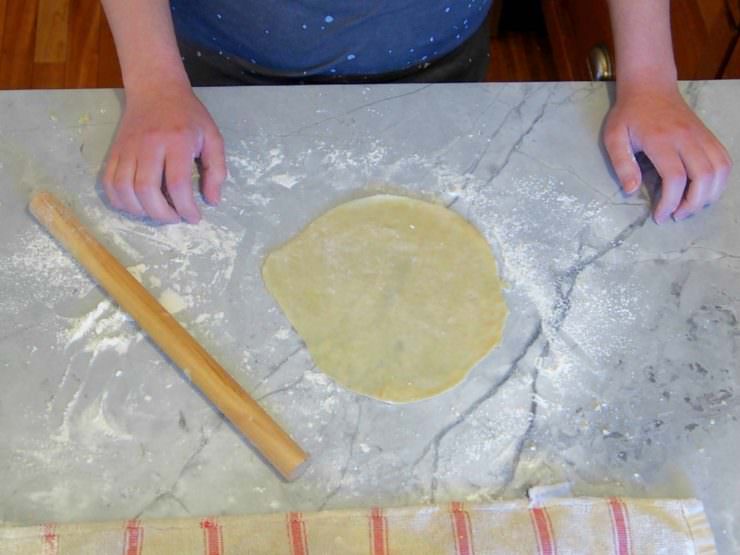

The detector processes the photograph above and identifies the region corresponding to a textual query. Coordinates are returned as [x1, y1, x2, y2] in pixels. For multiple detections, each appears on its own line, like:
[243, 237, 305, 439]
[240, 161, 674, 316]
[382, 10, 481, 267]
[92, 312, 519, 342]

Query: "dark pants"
[178, 18, 491, 86]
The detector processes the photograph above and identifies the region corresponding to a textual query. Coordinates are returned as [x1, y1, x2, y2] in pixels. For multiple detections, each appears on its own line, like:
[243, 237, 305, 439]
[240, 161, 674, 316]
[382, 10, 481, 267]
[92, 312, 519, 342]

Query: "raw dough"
[262, 194, 507, 402]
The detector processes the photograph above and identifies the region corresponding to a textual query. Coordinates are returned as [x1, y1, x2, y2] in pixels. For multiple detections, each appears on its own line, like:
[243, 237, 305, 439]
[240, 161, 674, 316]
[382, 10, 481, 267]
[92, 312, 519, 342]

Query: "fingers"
[704, 140, 733, 205]
[165, 148, 201, 224]
[647, 136, 732, 224]
[103, 146, 200, 224]
[643, 126, 733, 224]
[102, 154, 124, 211]
[112, 154, 147, 217]
[605, 88, 732, 225]
[643, 144, 686, 224]
[199, 127, 226, 205]
[103, 148, 172, 222]
[603, 122, 642, 194]
[673, 144, 714, 221]
[100, 89, 227, 224]
[134, 146, 181, 224]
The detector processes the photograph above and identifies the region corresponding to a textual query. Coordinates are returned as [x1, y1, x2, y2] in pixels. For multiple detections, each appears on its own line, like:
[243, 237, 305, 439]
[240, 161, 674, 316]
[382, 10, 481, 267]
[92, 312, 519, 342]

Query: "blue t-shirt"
[171, 1, 492, 77]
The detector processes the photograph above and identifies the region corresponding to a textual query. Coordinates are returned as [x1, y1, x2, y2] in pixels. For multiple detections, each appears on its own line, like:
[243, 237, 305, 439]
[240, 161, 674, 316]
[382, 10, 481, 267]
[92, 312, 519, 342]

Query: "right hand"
[603, 83, 732, 224]
[102, 83, 226, 224]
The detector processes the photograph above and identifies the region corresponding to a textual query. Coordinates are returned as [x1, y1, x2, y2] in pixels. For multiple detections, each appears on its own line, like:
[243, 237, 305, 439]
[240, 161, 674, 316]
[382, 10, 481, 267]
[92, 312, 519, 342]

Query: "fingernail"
[673, 210, 688, 221]
[625, 178, 638, 192]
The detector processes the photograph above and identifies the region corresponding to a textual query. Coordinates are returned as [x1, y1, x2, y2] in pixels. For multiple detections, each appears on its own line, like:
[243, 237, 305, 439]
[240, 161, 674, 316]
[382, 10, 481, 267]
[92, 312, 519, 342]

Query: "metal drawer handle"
[587, 44, 615, 81]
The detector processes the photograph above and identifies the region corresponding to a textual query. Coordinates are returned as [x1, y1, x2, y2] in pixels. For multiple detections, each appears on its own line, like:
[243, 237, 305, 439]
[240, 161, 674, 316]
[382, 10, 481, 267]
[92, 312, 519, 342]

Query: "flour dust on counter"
[226, 137, 462, 199]
[61, 299, 143, 362]
[218, 91, 663, 499]
[0, 186, 252, 523]
[2, 84, 738, 550]
[0, 229, 95, 314]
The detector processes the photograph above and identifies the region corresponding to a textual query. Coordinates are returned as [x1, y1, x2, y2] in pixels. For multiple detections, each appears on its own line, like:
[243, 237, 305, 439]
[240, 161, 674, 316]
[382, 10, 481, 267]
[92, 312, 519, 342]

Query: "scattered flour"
[0, 230, 93, 312]
[62, 299, 143, 362]
[159, 288, 188, 314]
[77, 390, 134, 443]
[226, 138, 389, 190]
[225, 134, 643, 461]
[5, 108, 647, 517]
[275, 327, 292, 340]
[271, 174, 299, 189]
[83, 204, 244, 291]
[460, 170, 642, 393]
[127, 263, 148, 282]
[223, 134, 639, 416]
[65, 299, 116, 345]
[5, 208, 239, 373]
[304, 368, 331, 387]
[246, 193, 272, 207]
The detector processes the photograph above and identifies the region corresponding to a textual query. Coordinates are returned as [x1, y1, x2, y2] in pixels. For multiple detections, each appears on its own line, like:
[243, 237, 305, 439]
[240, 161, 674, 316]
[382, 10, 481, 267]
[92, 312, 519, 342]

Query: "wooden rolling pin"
[29, 191, 309, 480]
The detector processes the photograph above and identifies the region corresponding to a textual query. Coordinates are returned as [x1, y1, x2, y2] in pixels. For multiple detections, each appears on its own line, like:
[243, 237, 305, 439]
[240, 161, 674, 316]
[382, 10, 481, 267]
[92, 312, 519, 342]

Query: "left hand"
[603, 84, 732, 223]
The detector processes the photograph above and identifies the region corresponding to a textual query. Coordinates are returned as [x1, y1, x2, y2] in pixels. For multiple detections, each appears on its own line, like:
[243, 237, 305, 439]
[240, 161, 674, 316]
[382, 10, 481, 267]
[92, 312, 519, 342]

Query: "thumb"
[603, 121, 642, 194]
[199, 126, 227, 205]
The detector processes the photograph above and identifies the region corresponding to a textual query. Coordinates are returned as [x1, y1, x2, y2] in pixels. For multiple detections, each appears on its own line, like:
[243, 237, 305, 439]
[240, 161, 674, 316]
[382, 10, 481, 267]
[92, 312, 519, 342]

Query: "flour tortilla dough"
[262, 194, 507, 403]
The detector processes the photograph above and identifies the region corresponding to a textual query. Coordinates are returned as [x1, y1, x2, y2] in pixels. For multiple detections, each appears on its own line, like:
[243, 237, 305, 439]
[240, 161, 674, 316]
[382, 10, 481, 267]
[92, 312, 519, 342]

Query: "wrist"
[122, 50, 191, 97]
[124, 70, 192, 103]
[616, 67, 678, 99]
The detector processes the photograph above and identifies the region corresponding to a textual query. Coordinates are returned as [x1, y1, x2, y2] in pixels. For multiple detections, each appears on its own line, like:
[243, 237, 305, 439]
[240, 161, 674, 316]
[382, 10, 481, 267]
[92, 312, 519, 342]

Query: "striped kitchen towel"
[0, 497, 716, 554]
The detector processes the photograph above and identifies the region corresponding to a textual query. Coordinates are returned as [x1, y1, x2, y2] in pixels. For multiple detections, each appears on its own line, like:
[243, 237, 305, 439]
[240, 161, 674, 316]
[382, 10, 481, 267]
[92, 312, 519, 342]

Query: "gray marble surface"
[0, 83, 738, 553]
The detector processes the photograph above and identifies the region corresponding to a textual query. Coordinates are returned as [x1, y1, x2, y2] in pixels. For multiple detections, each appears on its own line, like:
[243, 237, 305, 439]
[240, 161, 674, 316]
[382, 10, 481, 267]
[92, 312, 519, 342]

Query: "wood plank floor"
[0, 0, 557, 89]
[0, 0, 119, 88]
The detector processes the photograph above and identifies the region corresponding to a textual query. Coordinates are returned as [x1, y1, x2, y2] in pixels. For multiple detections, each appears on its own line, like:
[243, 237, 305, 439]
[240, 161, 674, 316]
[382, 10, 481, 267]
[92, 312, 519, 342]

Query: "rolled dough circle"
[262, 194, 507, 402]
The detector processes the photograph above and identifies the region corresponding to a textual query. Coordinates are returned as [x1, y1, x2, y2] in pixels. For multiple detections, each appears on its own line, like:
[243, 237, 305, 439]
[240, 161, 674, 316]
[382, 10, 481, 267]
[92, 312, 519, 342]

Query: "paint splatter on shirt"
[171, 1, 492, 77]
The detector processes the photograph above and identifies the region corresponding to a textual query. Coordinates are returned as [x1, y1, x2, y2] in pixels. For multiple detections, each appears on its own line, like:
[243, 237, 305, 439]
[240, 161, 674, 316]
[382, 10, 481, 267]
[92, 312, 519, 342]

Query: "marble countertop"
[0, 83, 737, 553]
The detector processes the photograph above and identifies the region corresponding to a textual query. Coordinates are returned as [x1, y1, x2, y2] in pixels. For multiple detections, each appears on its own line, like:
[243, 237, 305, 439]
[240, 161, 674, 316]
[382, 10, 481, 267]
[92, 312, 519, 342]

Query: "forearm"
[607, 0, 677, 94]
[101, 0, 190, 95]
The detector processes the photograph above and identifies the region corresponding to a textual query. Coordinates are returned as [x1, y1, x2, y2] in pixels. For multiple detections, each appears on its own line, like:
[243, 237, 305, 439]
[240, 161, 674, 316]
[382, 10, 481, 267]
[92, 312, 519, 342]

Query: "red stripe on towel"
[530, 507, 556, 555]
[201, 518, 223, 555]
[608, 498, 632, 555]
[42, 523, 59, 555]
[123, 520, 143, 555]
[369, 507, 389, 555]
[287, 512, 309, 555]
[450, 502, 475, 555]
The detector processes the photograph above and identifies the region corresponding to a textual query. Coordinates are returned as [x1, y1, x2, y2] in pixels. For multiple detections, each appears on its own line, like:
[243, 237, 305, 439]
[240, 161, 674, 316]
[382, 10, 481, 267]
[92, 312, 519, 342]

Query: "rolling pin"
[29, 191, 309, 480]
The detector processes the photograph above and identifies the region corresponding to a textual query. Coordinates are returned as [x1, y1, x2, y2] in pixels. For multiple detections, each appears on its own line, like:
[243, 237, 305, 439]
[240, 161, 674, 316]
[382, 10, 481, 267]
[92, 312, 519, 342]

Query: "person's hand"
[102, 83, 226, 224]
[603, 83, 732, 223]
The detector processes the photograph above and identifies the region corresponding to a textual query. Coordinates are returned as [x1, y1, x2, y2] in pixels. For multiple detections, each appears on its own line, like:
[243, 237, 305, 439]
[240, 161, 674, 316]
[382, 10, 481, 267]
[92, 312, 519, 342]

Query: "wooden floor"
[0, 0, 122, 88]
[0, 0, 556, 89]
